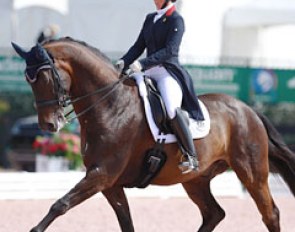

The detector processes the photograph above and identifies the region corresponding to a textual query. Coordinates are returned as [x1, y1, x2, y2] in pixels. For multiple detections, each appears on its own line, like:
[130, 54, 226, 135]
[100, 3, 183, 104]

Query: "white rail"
[0, 171, 291, 200]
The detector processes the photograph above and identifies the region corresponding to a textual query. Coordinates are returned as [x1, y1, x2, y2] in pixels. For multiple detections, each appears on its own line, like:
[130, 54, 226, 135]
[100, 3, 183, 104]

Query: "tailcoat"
[122, 7, 204, 120]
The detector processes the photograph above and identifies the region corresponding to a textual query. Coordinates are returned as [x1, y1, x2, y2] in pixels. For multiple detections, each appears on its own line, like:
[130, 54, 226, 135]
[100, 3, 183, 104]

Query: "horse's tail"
[256, 112, 295, 196]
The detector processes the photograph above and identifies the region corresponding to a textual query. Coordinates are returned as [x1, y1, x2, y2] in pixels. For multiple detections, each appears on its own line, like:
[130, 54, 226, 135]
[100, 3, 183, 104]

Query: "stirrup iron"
[178, 154, 199, 174]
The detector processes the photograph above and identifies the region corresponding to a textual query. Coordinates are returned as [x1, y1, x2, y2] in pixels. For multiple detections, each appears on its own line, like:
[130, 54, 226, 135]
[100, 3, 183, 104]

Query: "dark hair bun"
[171, 0, 177, 2]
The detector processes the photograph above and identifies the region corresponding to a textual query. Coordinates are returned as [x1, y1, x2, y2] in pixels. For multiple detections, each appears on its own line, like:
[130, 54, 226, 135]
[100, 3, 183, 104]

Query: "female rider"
[116, 0, 204, 173]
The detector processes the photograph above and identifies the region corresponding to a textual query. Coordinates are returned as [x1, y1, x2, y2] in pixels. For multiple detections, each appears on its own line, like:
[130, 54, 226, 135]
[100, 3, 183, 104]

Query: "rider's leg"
[146, 66, 198, 172]
[169, 108, 199, 172]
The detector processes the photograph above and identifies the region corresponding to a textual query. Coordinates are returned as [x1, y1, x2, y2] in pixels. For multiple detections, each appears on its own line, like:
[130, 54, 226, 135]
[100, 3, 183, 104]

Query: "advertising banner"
[1, 56, 294, 103]
[0, 56, 28, 92]
[186, 65, 250, 102]
[186, 65, 295, 104]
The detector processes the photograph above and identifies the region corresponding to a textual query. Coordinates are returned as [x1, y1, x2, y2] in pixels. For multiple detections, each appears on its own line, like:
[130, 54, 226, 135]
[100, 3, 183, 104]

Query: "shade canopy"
[13, 0, 69, 15]
[224, 0, 295, 27]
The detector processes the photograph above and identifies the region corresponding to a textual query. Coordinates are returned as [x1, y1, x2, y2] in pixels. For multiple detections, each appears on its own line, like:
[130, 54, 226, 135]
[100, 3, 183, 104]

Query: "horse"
[11, 37, 295, 232]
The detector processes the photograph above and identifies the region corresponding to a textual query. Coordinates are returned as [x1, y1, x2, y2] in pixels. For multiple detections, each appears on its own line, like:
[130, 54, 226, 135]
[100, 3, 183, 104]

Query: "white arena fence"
[0, 171, 291, 200]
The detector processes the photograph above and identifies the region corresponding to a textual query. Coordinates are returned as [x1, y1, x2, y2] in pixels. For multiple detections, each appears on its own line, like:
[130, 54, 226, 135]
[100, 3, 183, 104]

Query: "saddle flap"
[144, 77, 171, 133]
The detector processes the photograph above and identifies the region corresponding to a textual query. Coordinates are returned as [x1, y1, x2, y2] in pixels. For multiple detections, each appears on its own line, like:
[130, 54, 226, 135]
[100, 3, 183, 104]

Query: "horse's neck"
[51, 41, 118, 91]
[50, 42, 143, 140]
[71, 52, 117, 91]
[68, 56, 136, 134]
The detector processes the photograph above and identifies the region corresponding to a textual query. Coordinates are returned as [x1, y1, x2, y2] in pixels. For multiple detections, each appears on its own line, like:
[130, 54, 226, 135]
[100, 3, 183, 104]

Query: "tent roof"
[13, 0, 69, 15]
[224, 0, 295, 27]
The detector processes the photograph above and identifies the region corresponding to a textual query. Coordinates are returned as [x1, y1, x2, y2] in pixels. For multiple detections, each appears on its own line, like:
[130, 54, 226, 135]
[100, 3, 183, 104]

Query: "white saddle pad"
[135, 74, 210, 144]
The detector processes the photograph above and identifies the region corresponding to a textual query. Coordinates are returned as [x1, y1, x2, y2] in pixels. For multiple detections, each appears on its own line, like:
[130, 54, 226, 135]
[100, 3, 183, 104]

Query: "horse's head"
[11, 42, 70, 132]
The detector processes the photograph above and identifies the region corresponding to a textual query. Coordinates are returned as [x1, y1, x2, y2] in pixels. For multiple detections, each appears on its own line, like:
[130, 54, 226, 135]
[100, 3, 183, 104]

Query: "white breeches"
[143, 66, 183, 119]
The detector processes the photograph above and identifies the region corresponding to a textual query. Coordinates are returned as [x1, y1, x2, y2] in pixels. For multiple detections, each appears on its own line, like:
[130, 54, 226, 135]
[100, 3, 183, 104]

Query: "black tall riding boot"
[170, 108, 199, 173]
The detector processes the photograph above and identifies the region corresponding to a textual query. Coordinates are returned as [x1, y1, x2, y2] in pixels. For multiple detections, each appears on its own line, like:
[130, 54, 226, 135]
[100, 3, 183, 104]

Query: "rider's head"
[154, 0, 177, 10]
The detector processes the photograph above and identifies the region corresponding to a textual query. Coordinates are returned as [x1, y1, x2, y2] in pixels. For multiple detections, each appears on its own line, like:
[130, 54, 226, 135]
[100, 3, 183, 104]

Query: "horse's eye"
[25, 71, 38, 83]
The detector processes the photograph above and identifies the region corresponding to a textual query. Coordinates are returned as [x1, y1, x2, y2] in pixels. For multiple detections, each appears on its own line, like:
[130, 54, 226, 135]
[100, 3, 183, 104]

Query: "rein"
[65, 74, 131, 122]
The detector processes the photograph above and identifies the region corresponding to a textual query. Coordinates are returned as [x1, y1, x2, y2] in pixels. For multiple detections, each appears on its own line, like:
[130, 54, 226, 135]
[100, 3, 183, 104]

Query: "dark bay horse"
[12, 38, 295, 232]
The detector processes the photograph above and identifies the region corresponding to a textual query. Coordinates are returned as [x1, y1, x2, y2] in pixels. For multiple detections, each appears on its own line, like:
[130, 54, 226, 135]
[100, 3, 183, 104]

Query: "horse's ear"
[36, 43, 48, 56]
[36, 43, 44, 52]
[11, 42, 28, 59]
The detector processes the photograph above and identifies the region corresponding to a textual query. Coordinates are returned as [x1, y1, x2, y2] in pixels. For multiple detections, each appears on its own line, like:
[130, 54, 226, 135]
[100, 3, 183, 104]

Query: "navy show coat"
[122, 7, 204, 121]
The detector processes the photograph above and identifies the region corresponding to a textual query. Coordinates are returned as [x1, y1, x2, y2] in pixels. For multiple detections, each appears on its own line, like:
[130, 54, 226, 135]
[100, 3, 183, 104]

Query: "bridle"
[26, 51, 131, 122]
[26, 59, 69, 109]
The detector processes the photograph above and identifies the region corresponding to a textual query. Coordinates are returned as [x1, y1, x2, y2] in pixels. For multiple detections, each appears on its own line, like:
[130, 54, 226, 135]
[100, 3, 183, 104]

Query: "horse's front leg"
[103, 186, 134, 232]
[30, 166, 109, 232]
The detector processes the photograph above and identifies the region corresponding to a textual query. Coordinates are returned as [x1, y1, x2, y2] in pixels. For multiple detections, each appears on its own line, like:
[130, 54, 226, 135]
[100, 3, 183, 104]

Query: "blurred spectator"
[36, 24, 60, 43]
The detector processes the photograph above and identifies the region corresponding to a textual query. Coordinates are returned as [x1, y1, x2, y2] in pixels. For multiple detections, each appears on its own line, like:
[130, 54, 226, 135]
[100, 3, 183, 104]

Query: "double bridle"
[26, 54, 131, 122]
[26, 59, 69, 109]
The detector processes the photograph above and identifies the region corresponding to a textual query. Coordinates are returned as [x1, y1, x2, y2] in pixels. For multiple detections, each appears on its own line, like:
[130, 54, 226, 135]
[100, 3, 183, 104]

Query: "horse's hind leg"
[182, 177, 225, 232]
[231, 147, 280, 232]
[102, 187, 134, 232]
[236, 170, 280, 231]
[30, 167, 109, 232]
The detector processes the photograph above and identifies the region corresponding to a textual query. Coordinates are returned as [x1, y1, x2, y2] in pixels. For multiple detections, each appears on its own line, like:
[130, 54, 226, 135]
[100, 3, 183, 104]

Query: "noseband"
[26, 57, 69, 108]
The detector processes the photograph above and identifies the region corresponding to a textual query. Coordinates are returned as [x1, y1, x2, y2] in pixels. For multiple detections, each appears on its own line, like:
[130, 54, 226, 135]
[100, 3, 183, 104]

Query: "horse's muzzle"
[39, 112, 66, 132]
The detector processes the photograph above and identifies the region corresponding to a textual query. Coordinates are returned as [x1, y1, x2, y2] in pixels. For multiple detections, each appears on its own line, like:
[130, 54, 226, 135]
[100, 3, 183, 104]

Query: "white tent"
[178, 0, 248, 64]
[1, 0, 154, 59]
[4, 0, 295, 67]
[222, 0, 295, 67]
[1, 0, 249, 64]
[13, 0, 69, 14]
[224, 0, 295, 27]
[1, 0, 235, 63]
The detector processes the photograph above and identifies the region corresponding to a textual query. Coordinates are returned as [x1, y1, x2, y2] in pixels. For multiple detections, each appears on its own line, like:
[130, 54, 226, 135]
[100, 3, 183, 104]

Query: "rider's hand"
[115, 59, 125, 72]
[129, 60, 142, 73]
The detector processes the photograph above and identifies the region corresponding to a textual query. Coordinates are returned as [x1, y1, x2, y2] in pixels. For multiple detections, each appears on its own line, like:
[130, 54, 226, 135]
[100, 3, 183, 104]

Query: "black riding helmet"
[161, 0, 177, 9]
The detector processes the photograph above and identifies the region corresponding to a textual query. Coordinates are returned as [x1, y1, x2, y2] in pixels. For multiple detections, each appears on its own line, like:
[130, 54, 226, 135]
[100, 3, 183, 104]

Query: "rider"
[116, 0, 204, 172]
